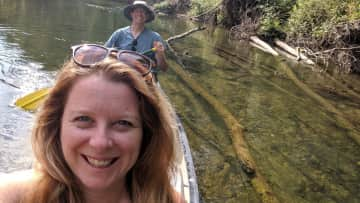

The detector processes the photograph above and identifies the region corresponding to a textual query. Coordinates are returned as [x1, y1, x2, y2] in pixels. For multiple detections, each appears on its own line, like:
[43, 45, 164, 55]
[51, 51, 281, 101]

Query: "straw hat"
[124, 1, 155, 23]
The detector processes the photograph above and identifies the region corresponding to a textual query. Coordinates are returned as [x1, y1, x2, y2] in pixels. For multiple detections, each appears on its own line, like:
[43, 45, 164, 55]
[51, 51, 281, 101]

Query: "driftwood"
[274, 39, 315, 65]
[166, 26, 206, 44]
[273, 47, 298, 61]
[249, 41, 274, 56]
[249, 36, 279, 56]
[165, 26, 207, 68]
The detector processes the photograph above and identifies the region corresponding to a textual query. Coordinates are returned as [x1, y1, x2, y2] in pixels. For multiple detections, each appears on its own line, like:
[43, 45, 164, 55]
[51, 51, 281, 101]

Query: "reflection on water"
[1, 0, 360, 202]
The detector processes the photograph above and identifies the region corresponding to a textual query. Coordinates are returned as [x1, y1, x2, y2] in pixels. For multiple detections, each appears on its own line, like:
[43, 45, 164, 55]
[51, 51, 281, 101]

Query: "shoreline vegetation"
[149, 0, 360, 74]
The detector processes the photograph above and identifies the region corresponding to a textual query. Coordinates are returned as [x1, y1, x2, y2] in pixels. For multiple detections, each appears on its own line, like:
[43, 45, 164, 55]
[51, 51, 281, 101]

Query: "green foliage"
[153, 1, 172, 11]
[346, 1, 360, 20]
[286, 0, 360, 38]
[189, 0, 219, 16]
[258, 0, 297, 37]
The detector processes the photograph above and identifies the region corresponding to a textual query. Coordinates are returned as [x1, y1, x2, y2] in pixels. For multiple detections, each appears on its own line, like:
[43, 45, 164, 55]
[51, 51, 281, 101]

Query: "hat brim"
[124, 4, 155, 23]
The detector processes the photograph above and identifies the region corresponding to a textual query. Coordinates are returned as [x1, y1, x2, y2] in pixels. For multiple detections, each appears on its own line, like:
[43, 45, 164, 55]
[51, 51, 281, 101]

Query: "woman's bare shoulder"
[0, 169, 39, 202]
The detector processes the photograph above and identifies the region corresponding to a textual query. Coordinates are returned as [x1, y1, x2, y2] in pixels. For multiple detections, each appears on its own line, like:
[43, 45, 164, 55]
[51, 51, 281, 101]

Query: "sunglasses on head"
[71, 44, 153, 80]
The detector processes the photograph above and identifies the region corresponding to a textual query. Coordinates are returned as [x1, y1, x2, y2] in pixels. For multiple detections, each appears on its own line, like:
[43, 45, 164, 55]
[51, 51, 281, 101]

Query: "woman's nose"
[88, 126, 113, 149]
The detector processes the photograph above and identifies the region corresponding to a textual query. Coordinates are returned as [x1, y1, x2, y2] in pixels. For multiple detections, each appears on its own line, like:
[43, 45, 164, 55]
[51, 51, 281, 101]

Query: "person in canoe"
[105, 0, 168, 74]
[0, 44, 184, 203]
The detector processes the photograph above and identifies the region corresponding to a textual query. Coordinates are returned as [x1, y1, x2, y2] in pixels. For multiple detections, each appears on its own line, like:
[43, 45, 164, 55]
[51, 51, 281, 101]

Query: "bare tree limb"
[166, 26, 207, 44]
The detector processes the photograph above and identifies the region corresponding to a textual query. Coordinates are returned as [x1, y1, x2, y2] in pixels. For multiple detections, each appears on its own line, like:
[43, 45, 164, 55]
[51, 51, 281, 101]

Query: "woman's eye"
[73, 116, 93, 128]
[115, 120, 133, 127]
[74, 116, 92, 122]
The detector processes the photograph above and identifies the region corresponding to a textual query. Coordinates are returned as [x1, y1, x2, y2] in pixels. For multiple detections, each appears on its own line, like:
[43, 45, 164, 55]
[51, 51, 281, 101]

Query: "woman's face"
[60, 74, 143, 192]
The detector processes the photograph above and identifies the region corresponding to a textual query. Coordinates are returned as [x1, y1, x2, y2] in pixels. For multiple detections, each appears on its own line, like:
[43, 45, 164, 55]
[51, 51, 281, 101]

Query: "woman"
[0, 44, 183, 203]
[105, 0, 168, 72]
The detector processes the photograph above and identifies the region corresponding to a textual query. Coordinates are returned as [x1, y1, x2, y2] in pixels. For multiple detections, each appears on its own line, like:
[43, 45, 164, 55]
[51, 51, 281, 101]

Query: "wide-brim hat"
[124, 1, 155, 23]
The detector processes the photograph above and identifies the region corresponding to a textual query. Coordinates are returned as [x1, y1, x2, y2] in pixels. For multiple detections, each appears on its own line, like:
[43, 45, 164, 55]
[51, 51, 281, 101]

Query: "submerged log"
[278, 61, 360, 146]
[166, 45, 280, 202]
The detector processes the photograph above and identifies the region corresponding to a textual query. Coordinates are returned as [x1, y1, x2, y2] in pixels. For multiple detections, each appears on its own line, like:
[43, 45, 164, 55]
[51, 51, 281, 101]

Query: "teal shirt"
[105, 26, 165, 61]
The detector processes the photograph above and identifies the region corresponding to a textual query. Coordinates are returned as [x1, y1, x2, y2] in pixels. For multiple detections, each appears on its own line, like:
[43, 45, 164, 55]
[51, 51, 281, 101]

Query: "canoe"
[157, 83, 199, 203]
[172, 114, 200, 203]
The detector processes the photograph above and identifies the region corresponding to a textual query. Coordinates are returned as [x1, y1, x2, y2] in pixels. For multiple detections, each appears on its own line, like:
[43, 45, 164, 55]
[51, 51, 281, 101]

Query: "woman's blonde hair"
[27, 58, 178, 203]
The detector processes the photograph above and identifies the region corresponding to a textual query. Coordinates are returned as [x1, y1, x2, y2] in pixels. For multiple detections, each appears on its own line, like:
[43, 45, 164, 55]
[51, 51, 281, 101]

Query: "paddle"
[15, 88, 50, 111]
[15, 47, 157, 111]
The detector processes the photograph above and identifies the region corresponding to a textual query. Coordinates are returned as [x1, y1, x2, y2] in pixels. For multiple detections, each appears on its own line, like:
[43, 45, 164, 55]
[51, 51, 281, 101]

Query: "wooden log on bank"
[248, 36, 317, 67]
[274, 39, 315, 65]
[250, 36, 279, 56]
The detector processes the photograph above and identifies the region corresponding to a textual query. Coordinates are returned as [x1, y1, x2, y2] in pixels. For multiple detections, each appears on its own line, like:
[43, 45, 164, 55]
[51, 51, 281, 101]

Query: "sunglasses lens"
[118, 52, 151, 76]
[132, 39, 137, 46]
[131, 39, 137, 51]
[74, 45, 107, 66]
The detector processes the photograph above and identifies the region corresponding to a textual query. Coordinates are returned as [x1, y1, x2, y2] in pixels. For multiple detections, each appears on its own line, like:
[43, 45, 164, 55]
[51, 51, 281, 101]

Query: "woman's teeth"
[86, 156, 114, 168]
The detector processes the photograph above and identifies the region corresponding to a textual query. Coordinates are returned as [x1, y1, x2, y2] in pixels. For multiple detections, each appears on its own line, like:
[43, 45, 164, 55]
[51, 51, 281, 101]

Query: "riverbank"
[153, 0, 360, 74]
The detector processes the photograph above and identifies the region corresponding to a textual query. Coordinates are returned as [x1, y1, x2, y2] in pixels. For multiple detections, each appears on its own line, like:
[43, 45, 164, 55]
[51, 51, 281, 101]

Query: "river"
[0, 0, 359, 202]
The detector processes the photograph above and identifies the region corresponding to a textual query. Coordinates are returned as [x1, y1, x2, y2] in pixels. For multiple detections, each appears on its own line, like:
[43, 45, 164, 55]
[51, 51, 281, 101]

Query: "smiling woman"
[0, 52, 185, 202]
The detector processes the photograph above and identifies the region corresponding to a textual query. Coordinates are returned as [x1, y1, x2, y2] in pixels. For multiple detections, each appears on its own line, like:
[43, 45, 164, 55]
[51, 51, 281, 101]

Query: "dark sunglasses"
[71, 44, 153, 80]
[131, 39, 137, 51]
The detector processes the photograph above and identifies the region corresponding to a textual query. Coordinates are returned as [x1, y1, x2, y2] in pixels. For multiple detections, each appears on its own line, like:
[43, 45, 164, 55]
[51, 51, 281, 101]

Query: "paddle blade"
[15, 88, 50, 111]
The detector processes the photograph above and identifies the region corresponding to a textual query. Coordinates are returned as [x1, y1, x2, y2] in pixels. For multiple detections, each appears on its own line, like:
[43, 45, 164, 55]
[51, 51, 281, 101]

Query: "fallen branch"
[249, 41, 274, 56]
[274, 39, 315, 65]
[250, 36, 279, 56]
[166, 26, 207, 44]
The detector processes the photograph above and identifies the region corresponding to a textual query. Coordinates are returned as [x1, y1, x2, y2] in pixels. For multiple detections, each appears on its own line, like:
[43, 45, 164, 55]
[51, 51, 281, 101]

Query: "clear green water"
[0, 0, 359, 202]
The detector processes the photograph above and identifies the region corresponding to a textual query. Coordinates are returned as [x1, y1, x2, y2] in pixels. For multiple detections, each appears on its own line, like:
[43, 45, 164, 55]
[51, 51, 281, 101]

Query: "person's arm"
[0, 183, 21, 203]
[104, 30, 120, 48]
[153, 41, 168, 72]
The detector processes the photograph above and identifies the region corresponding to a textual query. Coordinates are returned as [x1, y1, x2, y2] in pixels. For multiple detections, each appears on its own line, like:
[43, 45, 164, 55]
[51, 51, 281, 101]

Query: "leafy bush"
[189, 0, 219, 16]
[258, 0, 296, 38]
[153, 1, 174, 12]
[286, 0, 360, 38]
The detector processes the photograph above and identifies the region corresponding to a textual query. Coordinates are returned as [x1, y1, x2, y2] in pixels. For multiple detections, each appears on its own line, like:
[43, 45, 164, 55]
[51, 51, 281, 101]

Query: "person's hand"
[153, 41, 168, 72]
[153, 41, 165, 53]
